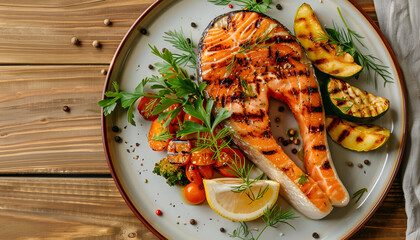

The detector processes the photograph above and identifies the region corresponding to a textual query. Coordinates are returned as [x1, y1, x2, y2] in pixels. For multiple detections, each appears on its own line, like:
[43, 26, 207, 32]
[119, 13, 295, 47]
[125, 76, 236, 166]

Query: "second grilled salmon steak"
[198, 11, 349, 219]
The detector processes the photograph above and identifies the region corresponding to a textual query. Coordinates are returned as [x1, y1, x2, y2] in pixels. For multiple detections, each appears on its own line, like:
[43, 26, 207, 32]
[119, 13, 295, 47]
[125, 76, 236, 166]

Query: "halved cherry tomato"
[191, 148, 215, 166]
[198, 165, 214, 179]
[167, 139, 191, 166]
[215, 147, 245, 177]
[147, 118, 173, 151]
[183, 113, 203, 125]
[185, 163, 202, 184]
[164, 103, 184, 126]
[184, 182, 206, 205]
[137, 94, 160, 121]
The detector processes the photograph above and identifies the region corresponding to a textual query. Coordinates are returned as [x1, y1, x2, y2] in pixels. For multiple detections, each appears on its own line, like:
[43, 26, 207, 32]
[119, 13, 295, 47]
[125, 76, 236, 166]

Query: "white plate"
[101, 1, 407, 239]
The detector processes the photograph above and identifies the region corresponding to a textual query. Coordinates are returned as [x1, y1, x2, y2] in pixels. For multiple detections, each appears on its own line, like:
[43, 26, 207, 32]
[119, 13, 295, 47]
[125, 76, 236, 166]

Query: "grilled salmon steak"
[198, 11, 349, 219]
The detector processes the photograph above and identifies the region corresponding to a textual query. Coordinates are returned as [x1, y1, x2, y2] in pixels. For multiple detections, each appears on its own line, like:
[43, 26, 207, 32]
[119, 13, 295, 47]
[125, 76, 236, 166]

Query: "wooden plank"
[0, 65, 108, 173]
[0, 0, 154, 64]
[0, 177, 158, 240]
[0, 176, 405, 239]
[0, 0, 375, 65]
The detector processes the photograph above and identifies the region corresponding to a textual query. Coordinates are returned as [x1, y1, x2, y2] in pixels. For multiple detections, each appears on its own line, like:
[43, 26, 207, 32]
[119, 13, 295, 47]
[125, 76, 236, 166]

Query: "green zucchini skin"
[322, 78, 389, 123]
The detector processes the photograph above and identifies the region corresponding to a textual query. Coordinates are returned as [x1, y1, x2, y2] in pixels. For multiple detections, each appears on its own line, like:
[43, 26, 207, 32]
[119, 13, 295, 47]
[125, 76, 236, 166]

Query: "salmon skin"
[198, 11, 349, 219]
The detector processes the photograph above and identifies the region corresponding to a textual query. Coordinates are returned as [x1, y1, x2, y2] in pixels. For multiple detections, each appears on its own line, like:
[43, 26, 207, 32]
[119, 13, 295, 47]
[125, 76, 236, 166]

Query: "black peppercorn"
[148, 64, 154, 70]
[112, 126, 119, 133]
[220, 227, 226, 233]
[364, 159, 370, 165]
[191, 22, 197, 28]
[312, 232, 320, 239]
[114, 136, 122, 143]
[189, 219, 197, 225]
[62, 106, 70, 112]
[276, 4, 283, 10]
[140, 28, 148, 35]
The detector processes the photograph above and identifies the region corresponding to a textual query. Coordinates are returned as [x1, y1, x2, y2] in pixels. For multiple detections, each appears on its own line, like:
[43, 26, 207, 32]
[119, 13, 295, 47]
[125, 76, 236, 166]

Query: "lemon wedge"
[203, 178, 280, 221]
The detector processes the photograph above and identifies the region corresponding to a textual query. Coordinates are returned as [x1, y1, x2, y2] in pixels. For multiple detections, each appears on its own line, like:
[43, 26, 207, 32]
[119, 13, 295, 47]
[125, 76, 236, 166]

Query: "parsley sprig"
[208, 0, 272, 13]
[163, 29, 197, 69]
[230, 205, 298, 240]
[297, 174, 309, 185]
[333, 97, 354, 112]
[317, 8, 393, 89]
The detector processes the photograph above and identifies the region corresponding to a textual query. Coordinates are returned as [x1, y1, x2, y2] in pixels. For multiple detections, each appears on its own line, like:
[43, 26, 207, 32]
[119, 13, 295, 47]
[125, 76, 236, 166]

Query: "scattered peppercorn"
[293, 138, 301, 145]
[136, 143, 140, 147]
[220, 227, 226, 233]
[191, 22, 197, 28]
[101, 69, 107, 75]
[155, 209, 162, 216]
[228, 4, 233, 8]
[347, 161, 354, 167]
[140, 28, 148, 35]
[114, 136, 122, 143]
[275, 117, 280, 123]
[278, 106, 285, 112]
[357, 163, 363, 168]
[276, 3, 283, 10]
[71, 37, 79, 45]
[278, 136, 284, 143]
[189, 219, 197, 225]
[62, 105, 70, 112]
[104, 18, 111, 26]
[364, 159, 371, 165]
[292, 148, 298, 154]
[92, 40, 101, 48]
[111, 126, 119, 133]
[312, 232, 320, 239]
[148, 64, 154, 70]
[189, 75, 195, 80]
[282, 140, 289, 146]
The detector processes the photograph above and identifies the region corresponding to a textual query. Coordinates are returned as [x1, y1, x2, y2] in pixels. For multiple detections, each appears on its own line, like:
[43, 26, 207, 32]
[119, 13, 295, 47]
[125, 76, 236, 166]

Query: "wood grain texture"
[0, 65, 108, 173]
[0, 0, 154, 64]
[0, 177, 158, 240]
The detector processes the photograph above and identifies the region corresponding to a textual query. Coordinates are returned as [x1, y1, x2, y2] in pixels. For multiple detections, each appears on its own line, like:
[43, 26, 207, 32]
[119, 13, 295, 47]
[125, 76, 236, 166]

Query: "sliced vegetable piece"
[198, 165, 214, 179]
[215, 147, 245, 177]
[323, 78, 389, 123]
[167, 139, 191, 166]
[137, 94, 160, 121]
[185, 163, 203, 184]
[148, 119, 173, 151]
[294, 3, 362, 78]
[326, 115, 390, 151]
[191, 147, 215, 166]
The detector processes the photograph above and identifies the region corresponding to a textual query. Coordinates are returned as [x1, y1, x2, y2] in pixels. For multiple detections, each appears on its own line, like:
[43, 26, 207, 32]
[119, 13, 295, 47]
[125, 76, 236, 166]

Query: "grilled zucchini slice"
[294, 3, 362, 78]
[326, 115, 390, 152]
[323, 78, 389, 123]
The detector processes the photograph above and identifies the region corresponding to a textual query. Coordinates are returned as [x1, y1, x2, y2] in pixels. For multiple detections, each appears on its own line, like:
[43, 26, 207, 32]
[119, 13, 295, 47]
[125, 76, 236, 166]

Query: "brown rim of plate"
[100, 1, 408, 240]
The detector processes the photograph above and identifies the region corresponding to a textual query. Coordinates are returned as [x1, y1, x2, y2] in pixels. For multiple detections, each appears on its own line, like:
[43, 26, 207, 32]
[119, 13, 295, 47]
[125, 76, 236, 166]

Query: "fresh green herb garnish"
[150, 129, 174, 141]
[352, 187, 368, 204]
[208, 0, 272, 14]
[229, 159, 269, 201]
[163, 29, 197, 69]
[332, 97, 347, 101]
[317, 8, 393, 88]
[297, 174, 309, 185]
[230, 205, 298, 240]
[226, 28, 275, 76]
[239, 77, 256, 98]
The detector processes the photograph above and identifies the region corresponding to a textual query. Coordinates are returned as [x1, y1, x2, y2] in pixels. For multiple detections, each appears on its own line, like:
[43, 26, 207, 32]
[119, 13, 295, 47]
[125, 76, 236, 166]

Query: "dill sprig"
[228, 155, 269, 201]
[163, 29, 197, 69]
[239, 77, 256, 98]
[230, 205, 298, 240]
[226, 28, 275, 76]
[352, 187, 368, 204]
[317, 8, 393, 89]
[208, 0, 272, 13]
[151, 129, 174, 141]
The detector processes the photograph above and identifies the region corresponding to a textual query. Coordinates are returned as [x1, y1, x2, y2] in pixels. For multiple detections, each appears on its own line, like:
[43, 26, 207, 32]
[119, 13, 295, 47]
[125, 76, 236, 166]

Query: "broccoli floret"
[153, 158, 189, 186]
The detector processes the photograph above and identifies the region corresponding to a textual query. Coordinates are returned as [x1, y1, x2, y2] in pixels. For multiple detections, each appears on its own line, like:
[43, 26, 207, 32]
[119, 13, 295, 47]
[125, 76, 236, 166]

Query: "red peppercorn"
[228, 4, 233, 8]
[155, 209, 162, 216]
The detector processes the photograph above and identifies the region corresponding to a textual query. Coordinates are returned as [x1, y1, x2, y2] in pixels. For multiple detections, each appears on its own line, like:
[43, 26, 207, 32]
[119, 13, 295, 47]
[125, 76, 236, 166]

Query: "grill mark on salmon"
[198, 11, 349, 219]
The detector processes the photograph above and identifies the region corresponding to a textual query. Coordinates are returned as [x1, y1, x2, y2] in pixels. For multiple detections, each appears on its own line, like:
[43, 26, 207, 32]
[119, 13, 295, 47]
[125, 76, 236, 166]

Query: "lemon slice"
[203, 178, 280, 221]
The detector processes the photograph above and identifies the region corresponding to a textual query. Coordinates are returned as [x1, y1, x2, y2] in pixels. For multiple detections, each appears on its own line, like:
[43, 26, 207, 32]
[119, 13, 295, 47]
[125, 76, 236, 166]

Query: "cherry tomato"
[198, 165, 214, 179]
[147, 118, 172, 151]
[191, 148, 215, 166]
[137, 94, 160, 121]
[164, 103, 184, 126]
[184, 182, 206, 204]
[185, 163, 203, 184]
[183, 113, 203, 125]
[215, 147, 245, 177]
[167, 139, 191, 166]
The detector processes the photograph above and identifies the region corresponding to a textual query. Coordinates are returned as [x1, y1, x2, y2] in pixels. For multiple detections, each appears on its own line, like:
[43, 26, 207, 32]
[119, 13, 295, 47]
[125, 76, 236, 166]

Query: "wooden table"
[0, 0, 407, 239]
